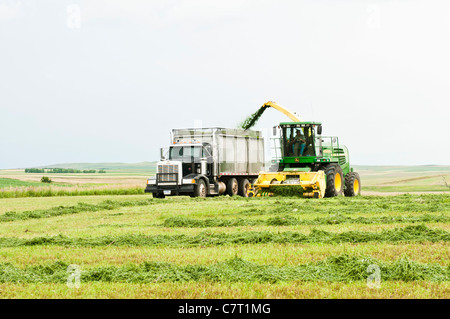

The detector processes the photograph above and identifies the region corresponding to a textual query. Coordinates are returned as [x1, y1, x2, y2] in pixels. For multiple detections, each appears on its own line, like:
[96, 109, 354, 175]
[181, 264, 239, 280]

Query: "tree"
[41, 176, 52, 183]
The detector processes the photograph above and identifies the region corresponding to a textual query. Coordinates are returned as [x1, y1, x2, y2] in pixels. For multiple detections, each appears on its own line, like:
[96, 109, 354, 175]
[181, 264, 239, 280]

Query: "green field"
[0, 178, 71, 189]
[0, 164, 449, 198]
[0, 164, 448, 298]
[354, 165, 450, 193]
[0, 193, 448, 298]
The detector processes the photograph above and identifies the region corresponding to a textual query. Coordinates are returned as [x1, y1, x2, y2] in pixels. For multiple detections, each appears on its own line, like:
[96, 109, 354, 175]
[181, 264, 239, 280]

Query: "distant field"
[0, 178, 55, 188]
[1, 164, 448, 197]
[0, 164, 154, 198]
[354, 165, 450, 193]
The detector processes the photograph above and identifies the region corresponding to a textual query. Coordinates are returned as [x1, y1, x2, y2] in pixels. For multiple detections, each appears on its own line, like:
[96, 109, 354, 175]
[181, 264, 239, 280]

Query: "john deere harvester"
[248, 101, 361, 198]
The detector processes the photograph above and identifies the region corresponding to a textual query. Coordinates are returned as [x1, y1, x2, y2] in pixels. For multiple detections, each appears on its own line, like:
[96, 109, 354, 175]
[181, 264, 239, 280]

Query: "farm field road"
[0, 193, 448, 298]
[362, 191, 450, 196]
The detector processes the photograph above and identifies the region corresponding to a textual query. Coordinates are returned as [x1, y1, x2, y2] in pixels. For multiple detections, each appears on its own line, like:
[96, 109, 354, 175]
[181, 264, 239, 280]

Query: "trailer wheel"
[323, 164, 344, 197]
[194, 179, 207, 198]
[238, 178, 250, 197]
[226, 178, 239, 196]
[344, 172, 361, 196]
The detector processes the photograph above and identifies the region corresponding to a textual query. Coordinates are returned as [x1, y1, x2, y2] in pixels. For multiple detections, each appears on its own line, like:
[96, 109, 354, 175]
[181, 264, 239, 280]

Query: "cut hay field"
[0, 164, 448, 299]
[0, 193, 448, 299]
[0, 164, 449, 198]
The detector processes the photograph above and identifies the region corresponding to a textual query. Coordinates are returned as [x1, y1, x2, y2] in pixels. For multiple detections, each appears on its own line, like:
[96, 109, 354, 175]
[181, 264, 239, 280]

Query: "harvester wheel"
[226, 178, 239, 196]
[344, 172, 361, 196]
[193, 179, 207, 198]
[238, 178, 250, 197]
[324, 164, 344, 197]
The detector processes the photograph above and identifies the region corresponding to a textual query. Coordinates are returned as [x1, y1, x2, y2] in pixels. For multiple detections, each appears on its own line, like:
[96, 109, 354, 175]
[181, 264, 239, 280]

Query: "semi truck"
[145, 127, 265, 198]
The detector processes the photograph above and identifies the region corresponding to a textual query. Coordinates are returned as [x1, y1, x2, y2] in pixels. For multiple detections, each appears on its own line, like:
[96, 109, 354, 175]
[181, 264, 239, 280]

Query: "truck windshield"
[169, 146, 205, 161]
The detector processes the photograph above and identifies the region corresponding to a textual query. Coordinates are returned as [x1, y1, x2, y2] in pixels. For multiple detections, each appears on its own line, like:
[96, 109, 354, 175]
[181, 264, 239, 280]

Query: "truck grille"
[157, 165, 179, 183]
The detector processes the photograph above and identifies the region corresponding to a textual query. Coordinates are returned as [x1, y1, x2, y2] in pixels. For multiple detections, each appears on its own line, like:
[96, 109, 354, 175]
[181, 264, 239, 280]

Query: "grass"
[0, 281, 447, 299]
[364, 185, 450, 192]
[0, 178, 70, 188]
[0, 185, 145, 198]
[0, 194, 148, 214]
[0, 224, 448, 248]
[0, 198, 155, 222]
[353, 165, 450, 193]
[162, 214, 450, 227]
[1, 243, 449, 267]
[0, 189, 448, 298]
[0, 254, 447, 284]
[2, 165, 449, 195]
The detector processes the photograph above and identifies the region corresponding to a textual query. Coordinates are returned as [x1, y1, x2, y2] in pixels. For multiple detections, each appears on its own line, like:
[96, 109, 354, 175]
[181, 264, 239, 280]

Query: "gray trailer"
[145, 127, 265, 198]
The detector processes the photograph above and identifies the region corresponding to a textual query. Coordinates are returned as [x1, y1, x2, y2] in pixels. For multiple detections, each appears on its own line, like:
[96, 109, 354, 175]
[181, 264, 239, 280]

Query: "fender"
[182, 174, 210, 193]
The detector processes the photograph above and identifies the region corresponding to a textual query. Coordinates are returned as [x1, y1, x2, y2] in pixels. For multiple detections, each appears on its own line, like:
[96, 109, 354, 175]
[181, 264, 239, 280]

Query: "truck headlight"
[147, 178, 156, 185]
[182, 179, 196, 184]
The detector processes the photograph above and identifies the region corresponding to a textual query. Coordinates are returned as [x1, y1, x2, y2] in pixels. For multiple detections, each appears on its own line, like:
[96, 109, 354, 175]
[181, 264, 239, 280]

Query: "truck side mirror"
[160, 148, 166, 160]
[273, 126, 277, 136]
[317, 125, 322, 135]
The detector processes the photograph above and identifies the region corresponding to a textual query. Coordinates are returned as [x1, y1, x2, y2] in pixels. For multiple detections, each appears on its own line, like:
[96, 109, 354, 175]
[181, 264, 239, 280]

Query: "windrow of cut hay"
[239, 194, 450, 215]
[0, 199, 155, 222]
[162, 214, 450, 228]
[0, 225, 448, 248]
[0, 254, 448, 284]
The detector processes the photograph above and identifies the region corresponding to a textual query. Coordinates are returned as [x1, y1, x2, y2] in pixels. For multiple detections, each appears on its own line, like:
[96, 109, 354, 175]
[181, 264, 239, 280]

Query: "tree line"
[25, 168, 107, 174]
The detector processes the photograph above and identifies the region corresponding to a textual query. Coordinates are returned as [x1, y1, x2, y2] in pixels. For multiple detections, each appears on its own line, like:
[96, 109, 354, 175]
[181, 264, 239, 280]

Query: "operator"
[293, 129, 306, 156]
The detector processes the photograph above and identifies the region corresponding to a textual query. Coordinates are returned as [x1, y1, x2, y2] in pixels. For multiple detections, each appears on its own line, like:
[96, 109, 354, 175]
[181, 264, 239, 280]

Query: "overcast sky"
[1, 0, 449, 169]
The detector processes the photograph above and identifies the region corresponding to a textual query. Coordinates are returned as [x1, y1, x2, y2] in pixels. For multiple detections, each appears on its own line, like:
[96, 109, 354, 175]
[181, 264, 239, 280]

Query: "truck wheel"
[344, 172, 361, 196]
[153, 192, 165, 199]
[238, 178, 250, 197]
[226, 178, 238, 196]
[194, 179, 207, 198]
[323, 164, 344, 197]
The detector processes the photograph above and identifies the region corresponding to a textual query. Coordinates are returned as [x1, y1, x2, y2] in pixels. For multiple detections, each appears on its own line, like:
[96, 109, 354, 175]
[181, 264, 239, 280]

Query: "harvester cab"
[249, 102, 361, 198]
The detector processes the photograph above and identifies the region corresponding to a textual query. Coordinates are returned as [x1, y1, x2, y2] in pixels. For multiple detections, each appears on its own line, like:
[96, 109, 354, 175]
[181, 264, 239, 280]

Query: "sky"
[0, 0, 449, 169]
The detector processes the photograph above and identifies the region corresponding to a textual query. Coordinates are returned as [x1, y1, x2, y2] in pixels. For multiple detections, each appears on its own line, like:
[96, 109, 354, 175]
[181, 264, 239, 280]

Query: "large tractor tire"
[193, 179, 207, 198]
[344, 172, 361, 196]
[238, 178, 250, 197]
[323, 164, 344, 197]
[226, 178, 239, 196]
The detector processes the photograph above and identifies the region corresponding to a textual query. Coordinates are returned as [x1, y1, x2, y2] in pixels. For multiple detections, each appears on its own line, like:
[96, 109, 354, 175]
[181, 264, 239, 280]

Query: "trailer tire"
[227, 178, 239, 196]
[323, 164, 344, 197]
[193, 179, 207, 198]
[344, 172, 361, 196]
[238, 178, 250, 197]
